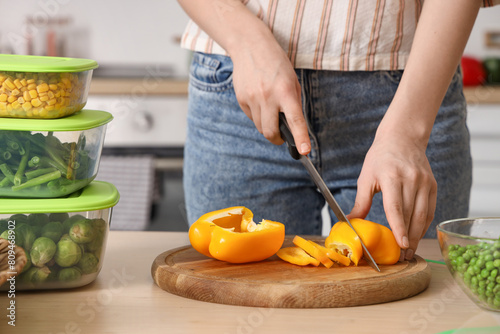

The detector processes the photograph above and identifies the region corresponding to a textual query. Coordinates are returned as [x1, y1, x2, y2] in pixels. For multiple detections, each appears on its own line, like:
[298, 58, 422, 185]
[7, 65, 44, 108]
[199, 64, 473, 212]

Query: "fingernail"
[399, 249, 405, 262]
[300, 143, 310, 155]
[402, 236, 409, 248]
[405, 248, 414, 260]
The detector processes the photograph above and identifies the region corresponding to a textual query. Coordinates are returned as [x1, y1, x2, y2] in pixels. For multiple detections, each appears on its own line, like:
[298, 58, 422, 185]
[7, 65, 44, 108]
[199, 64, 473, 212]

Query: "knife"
[278, 113, 380, 272]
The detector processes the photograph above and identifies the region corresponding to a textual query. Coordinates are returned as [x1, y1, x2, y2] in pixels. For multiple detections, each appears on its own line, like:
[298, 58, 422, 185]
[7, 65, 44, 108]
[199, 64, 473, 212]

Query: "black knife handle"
[278, 112, 301, 160]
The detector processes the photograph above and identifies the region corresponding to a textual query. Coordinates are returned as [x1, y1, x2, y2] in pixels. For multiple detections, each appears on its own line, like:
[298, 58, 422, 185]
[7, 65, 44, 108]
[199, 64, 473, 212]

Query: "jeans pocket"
[381, 70, 404, 84]
[189, 52, 234, 92]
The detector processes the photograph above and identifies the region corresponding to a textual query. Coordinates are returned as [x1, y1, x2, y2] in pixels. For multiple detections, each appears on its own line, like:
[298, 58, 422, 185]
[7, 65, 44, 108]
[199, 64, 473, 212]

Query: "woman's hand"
[177, 0, 311, 154]
[230, 39, 310, 154]
[348, 129, 437, 261]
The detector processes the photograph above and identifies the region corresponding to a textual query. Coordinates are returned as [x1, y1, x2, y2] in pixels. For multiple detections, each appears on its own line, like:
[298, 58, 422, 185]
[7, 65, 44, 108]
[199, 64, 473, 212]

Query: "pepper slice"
[293, 236, 334, 268]
[276, 246, 320, 266]
[188, 206, 285, 264]
[325, 218, 401, 266]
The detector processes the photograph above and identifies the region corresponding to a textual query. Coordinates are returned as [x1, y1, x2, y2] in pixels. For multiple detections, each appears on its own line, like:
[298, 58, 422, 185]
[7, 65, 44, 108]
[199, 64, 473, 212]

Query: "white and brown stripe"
[180, 0, 500, 71]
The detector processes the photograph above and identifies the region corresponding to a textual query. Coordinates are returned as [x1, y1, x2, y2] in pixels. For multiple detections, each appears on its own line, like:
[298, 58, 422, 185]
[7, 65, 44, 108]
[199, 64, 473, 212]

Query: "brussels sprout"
[16, 223, 37, 251]
[27, 213, 49, 237]
[55, 238, 82, 267]
[86, 233, 104, 253]
[60, 233, 72, 241]
[21, 266, 51, 284]
[48, 212, 70, 223]
[92, 218, 107, 235]
[9, 214, 28, 225]
[41, 221, 63, 242]
[21, 251, 32, 274]
[0, 219, 8, 235]
[0, 229, 9, 240]
[62, 214, 87, 234]
[77, 253, 99, 274]
[30, 237, 57, 267]
[69, 219, 95, 244]
[58, 267, 82, 282]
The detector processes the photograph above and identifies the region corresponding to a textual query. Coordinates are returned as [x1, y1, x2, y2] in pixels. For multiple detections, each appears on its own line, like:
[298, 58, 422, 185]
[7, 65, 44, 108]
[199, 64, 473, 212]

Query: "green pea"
[462, 253, 472, 262]
[456, 256, 466, 266]
[467, 266, 475, 275]
[471, 276, 479, 287]
[496, 276, 500, 284]
[494, 298, 500, 308]
[486, 261, 495, 271]
[470, 257, 477, 266]
[448, 244, 458, 252]
[476, 259, 485, 268]
[493, 250, 500, 259]
[485, 254, 494, 262]
[491, 269, 498, 279]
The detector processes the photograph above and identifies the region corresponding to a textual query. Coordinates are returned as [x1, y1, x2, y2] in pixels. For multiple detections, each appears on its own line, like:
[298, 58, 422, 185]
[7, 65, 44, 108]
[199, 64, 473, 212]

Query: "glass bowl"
[437, 217, 500, 312]
[0, 181, 119, 290]
[0, 54, 98, 119]
[0, 109, 112, 198]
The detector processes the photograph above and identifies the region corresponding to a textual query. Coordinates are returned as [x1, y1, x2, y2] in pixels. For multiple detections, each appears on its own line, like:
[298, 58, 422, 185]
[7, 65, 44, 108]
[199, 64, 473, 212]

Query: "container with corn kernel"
[0, 54, 98, 119]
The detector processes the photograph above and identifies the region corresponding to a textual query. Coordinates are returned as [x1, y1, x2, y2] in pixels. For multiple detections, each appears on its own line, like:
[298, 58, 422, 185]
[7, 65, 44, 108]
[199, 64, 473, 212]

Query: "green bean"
[11, 170, 61, 191]
[0, 163, 15, 183]
[25, 167, 57, 180]
[13, 141, 30, 186]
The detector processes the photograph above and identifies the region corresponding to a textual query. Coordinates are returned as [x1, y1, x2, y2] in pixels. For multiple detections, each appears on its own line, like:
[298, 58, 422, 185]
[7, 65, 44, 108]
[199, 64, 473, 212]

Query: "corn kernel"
[54, 91, 61, 98]
[0, 75, 6, 83]
[40, 109, 48, 117]
[20, 78, 28, 87]
[47, 98, 57, 106]
[11, 100, 20, 109]
[48, 91, 55, 99]
[49, 84, 58, 90]
[37, 83, 49, 93]
[13, 79, 23, 89]
[39, 95, 49, 102]
[29, 90, 37, 99]
[27, 79, 35, 84]
[31, 98, 42, 107]
[7, 95, 16, 103]
[27, 83, 36, 90]
[44, 105, 54, 111]
[0, 102, 6, 110]
[11, 89, 20, 96]
[22, 101, 32, 111]
[17, 97, 25, 104]
[6, 104, 12, 112]
[3, 78, 15, 90]
[22, 91, 31, 102]
[0, 94, 7, 102]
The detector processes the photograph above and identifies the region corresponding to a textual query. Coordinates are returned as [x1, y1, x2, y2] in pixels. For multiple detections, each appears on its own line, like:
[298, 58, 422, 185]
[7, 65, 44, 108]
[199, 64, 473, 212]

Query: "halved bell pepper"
[188, 206, 285, 264]
[325, 218, 401, 266]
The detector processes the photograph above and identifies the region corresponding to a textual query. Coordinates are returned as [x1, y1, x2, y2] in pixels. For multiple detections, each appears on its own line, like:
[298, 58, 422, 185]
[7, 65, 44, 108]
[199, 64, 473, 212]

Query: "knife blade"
[278, 113, 380, 272]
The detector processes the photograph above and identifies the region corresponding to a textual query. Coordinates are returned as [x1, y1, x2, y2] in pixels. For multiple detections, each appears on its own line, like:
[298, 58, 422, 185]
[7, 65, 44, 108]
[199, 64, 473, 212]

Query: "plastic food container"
[0, 109, 112, 198]
[0, 54, 98, 119]
[0, 181, 119, 290]
[437, 217, 500, 312]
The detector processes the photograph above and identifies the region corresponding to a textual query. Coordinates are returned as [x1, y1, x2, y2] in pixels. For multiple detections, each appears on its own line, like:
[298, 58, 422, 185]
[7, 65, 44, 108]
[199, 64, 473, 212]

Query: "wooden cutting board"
[151, 237, 431, 308]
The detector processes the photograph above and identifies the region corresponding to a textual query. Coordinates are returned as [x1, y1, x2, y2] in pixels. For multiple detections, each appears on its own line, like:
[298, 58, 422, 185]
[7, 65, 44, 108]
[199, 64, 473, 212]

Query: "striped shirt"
[181, 0, 500, 71]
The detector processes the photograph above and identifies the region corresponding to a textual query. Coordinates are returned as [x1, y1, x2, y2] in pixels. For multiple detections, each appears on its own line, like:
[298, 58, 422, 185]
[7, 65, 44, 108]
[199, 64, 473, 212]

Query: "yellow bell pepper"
[325, 218, 401, 266]
[292, 236, 334, 268]
[188, 206, 285, 264]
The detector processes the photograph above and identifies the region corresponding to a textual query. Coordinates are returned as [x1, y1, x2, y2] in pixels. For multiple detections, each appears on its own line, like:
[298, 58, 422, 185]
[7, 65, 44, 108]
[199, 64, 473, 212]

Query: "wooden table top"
[1, 231, 499, 334]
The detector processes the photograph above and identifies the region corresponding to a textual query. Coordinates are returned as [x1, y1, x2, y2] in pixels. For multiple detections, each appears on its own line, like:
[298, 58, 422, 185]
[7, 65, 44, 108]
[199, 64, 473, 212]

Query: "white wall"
[464, 5, 500, 59]
[0, 0, 191, 77]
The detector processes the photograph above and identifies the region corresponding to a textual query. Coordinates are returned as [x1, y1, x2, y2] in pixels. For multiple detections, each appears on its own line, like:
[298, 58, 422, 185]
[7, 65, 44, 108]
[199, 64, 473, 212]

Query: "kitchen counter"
[89, 78, 500, 104]
[2, 232, 499, 334]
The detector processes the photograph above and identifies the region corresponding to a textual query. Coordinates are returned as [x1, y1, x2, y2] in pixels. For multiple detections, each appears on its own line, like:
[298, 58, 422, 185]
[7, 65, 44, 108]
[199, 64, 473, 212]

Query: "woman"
[178, 0, 498, 260]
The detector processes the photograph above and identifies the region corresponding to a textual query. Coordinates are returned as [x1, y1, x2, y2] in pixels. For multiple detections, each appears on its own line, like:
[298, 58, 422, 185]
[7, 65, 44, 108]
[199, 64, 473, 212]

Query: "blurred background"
[0, 1, 499, 235]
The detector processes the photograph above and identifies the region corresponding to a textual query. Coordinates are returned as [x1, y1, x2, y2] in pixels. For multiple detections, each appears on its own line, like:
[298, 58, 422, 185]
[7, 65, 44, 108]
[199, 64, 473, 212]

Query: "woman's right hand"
[230, 38, 311, 154]
[177, 0, 310, 154]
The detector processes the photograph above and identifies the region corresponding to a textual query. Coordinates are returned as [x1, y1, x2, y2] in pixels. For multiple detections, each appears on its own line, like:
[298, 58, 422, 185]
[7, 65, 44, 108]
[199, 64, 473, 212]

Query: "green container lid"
[0, 109, 113, 131]
[0, 54, 98, 73]
[0, 181, 120, 214]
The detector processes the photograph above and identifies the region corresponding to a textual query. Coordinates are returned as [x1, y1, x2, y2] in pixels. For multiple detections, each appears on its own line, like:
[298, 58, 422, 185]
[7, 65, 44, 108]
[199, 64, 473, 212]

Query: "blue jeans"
[183, 52, 472, 238]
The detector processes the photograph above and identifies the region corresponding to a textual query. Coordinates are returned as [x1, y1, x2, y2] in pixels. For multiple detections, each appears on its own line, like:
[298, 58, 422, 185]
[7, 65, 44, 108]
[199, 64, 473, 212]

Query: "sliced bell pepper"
[312, 242, 351, 267]
[325, 218, 401, 266]
[276, 246, 320, 266]
[292, 236, 334, 268]
[188, 206, 285, 264]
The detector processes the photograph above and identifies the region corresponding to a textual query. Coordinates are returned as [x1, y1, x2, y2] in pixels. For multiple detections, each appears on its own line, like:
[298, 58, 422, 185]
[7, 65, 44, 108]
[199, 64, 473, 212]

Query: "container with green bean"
[437, 218, 500, 312]
[0, 109, 112, 198]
